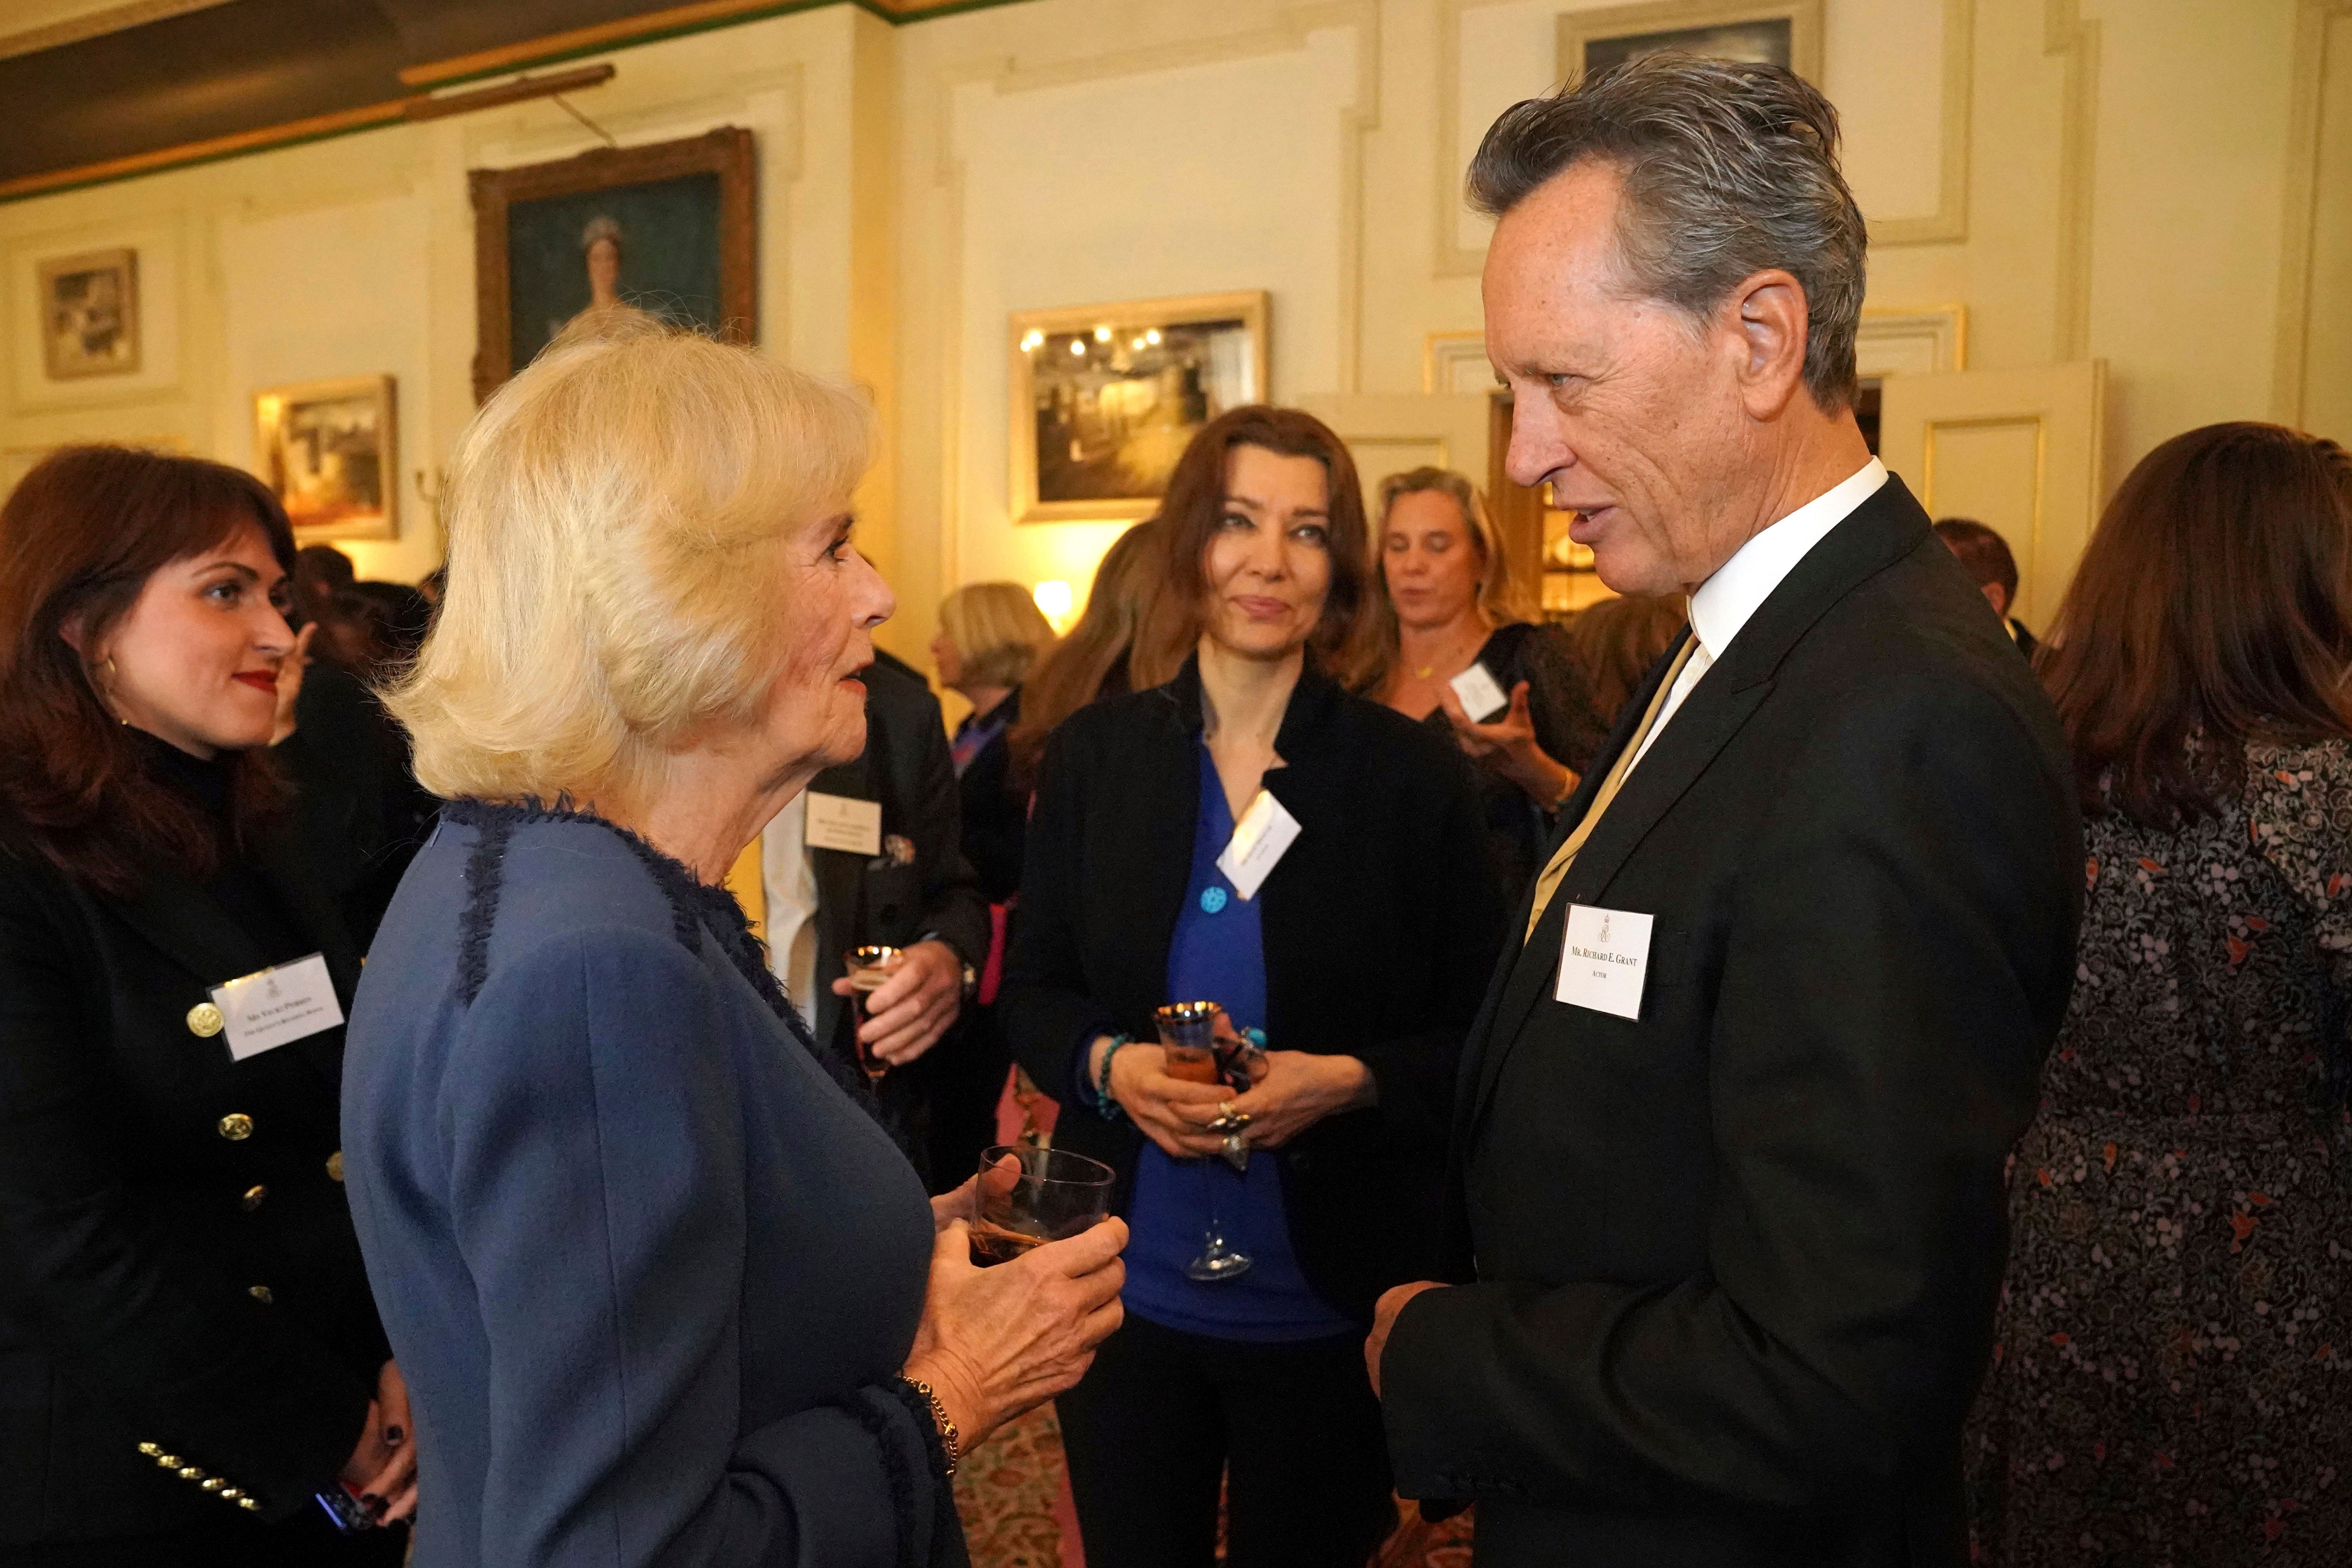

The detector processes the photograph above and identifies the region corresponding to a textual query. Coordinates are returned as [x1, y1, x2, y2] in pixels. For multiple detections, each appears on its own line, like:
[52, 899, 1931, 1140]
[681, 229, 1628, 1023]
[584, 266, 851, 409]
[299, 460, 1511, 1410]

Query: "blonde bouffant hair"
[938, 581, 1057, 690]
[389, 309, 872, 805]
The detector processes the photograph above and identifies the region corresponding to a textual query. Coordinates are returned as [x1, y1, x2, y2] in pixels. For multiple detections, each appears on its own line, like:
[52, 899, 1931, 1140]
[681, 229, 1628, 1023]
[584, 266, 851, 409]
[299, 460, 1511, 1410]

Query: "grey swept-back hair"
[1467, 53, 1868, 411]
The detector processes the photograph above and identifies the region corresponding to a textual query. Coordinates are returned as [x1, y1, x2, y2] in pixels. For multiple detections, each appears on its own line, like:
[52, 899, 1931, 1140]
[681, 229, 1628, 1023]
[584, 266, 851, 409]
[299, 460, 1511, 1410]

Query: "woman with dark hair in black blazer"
[1003, 406, 1505, 1568]
[0, 447, 411, 1564]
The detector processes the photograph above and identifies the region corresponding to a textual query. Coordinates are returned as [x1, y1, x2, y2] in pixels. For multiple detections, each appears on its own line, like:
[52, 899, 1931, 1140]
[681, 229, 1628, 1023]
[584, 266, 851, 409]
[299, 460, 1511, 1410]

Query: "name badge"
[1554, 904, 1653, 1020]
[1215, 790, 1302, 902]
[1448, 661, 1510, 723]
[211, 953, 344, 1061]
[805, 791, 883, 856]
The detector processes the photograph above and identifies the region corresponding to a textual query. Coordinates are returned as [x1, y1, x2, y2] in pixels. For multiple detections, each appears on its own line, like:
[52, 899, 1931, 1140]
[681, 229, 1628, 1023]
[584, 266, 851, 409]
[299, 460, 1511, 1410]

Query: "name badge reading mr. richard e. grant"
[1555, 904, 1653, 1021]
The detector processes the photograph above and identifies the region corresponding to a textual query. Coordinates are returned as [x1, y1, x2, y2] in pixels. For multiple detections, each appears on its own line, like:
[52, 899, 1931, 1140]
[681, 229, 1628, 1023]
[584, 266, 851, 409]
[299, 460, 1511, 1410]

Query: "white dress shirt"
[760, 794, 821, 1010]
[1627, 458, 1889, 773]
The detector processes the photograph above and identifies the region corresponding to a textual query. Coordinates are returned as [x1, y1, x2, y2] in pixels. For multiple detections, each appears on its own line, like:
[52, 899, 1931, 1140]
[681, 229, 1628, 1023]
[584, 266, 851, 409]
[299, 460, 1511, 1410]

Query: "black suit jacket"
[1379, 477, 2082, 1566]
[799, 658, 990, 1054]
[0, 819, 386, 1542]
[1001, 655, 1506, 1320]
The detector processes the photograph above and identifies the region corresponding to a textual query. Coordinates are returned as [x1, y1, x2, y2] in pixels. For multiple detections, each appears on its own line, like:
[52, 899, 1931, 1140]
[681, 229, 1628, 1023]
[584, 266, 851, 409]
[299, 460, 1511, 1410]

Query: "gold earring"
[96, 657, 127, 724]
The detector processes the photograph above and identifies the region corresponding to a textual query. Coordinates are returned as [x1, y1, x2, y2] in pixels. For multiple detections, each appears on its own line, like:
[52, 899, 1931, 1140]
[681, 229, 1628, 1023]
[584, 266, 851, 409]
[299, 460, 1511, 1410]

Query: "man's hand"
[834, 939, 963, 1066]
[1365, 1280, 1447, 1398]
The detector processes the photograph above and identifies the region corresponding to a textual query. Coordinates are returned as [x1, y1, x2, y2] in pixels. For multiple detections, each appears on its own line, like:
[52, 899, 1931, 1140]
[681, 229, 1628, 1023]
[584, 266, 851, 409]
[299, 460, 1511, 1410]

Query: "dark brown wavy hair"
[2039, 422, 2352, 826]
[1128, 405, 1381, 686]
[0, 445, 296, 894]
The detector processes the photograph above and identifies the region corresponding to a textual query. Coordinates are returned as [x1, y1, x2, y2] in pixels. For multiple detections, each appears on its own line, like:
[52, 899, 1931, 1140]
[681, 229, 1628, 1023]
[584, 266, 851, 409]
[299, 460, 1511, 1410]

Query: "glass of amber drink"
[842, 945, 903, 1081]
[969, 1144, 1115, 1266]
[1154, 1001, 1253, 1282]
[1155, 1001, 1222, 1084]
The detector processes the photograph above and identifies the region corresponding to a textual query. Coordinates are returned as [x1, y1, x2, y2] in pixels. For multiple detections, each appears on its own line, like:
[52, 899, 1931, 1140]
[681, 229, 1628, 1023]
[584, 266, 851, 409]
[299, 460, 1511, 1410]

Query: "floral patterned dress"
[1967, 738, 2352, 1565]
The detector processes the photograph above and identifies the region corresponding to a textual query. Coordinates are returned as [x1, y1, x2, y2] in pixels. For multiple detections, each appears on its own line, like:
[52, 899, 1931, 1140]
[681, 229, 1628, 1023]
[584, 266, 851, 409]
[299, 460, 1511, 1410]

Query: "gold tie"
[1524, 638, 1699, 943]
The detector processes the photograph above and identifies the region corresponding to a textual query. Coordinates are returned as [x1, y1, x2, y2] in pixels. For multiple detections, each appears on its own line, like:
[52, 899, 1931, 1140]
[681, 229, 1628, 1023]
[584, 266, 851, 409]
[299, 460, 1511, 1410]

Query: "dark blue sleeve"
[444, 924, 943, 1566]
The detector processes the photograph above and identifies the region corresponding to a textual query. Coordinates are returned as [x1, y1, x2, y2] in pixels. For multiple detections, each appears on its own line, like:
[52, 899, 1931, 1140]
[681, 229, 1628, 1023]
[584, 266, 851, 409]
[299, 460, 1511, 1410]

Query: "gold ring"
[1218, 1100, 1237, 1121]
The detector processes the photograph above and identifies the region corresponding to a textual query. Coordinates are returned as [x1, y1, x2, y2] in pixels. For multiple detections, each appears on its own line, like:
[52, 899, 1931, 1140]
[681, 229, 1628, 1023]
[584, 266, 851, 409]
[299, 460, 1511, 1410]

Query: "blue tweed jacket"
[342, 800, 963, 1566]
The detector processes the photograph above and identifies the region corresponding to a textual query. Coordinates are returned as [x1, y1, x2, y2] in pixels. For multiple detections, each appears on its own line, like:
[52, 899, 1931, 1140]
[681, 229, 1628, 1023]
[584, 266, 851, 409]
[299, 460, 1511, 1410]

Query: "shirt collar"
[1688, 458, 1887, 660]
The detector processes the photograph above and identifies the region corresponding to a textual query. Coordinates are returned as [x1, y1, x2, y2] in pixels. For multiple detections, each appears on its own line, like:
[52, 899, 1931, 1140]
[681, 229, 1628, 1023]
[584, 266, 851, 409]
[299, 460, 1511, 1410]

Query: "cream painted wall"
[0, 5, 872, 586]
[2, 0, 2340, 677]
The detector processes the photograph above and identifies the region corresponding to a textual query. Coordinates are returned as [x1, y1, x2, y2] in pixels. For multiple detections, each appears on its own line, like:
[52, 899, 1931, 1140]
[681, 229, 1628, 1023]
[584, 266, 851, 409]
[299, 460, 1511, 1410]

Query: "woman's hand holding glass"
[1090, 1035, 1230, 1158]
[1221, 1050, 1375, 1148]
[902, 1215, 1128, 1448]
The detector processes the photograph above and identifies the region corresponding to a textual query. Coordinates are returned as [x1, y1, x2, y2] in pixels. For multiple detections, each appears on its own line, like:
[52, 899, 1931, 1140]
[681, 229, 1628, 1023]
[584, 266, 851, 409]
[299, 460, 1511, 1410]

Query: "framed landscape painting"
[1558, 0, 1823, 85]
[254, 375, 397, 542]
[1010, 290, 1270, 524]
[468, 127, 756, 402]
[37, 247, 139, 380]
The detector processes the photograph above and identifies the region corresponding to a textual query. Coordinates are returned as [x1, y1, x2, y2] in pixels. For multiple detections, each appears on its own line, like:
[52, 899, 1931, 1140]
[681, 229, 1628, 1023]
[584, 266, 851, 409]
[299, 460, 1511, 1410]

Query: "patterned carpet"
[954, 1402, 1476, 1568]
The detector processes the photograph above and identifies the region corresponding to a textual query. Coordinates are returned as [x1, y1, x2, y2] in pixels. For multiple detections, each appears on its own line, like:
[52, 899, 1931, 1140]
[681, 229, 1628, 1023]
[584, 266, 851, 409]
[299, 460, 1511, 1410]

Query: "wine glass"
[969, 1144, 1116, 1266]
[1155, 1001, 1252, 1282]
[842, 945, 903, 1082]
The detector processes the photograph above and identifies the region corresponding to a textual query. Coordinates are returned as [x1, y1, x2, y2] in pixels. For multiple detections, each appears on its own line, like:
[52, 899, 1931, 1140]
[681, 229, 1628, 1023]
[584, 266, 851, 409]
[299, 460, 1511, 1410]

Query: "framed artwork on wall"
[254, 375, 397, 542]
[1557, 0, 1824, 86]
[1010, 290, 1270, 524]
[37, 247, 139, 380]
[468, 126, 756, 403]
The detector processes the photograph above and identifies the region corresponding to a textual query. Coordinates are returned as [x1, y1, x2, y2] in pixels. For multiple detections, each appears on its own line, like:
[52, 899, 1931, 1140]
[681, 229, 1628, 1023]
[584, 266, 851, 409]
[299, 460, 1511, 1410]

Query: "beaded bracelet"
[1091, 1033, 1133, 1121]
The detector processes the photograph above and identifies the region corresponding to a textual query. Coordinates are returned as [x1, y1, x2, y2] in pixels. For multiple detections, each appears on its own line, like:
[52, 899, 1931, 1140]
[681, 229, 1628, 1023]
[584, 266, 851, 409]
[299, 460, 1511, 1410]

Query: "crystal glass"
[970, 1144, 1115, 1266]
[842, 945, 903, 1082]
[1155, 1001, 1252, 1282]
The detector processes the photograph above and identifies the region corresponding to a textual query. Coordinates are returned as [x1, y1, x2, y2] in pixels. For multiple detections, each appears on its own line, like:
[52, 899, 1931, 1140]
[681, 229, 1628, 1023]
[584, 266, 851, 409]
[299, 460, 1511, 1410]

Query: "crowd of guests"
[0, 50, 2345, 1568]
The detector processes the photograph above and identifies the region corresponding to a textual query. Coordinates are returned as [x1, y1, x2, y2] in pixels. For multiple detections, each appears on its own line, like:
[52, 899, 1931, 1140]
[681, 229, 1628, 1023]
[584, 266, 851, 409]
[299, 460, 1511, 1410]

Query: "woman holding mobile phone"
[0, 447, 412, 1564]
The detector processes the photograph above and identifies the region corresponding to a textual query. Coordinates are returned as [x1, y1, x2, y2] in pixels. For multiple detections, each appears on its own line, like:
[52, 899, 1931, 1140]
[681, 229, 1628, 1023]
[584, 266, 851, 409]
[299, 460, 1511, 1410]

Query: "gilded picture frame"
[1557, 0, 1825, 86]
[254, 374, 398, 542]
[468, 126, 756, 404]
[1011, 290, 1270, 524]
[37, 246, 140, 380]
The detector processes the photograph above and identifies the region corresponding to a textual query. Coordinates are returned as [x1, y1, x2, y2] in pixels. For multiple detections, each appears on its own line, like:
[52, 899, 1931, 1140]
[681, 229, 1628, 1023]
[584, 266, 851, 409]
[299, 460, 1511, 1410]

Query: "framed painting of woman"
[468, 127, 756, 402]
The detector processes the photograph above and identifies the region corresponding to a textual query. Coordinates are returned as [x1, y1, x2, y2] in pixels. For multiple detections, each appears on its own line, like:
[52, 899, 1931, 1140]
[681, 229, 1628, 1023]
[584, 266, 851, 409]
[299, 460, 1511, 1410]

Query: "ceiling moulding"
[0, 0, 233, 62]
[0, 65, 618, 205]
[402, 0, 1038, 90]
[0, 0, 1035, 206]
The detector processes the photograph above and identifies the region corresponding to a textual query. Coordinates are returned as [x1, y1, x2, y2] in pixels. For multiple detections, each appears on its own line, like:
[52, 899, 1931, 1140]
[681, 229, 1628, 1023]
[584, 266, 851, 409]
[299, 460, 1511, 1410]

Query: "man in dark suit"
[754, 647, 989, 1185]
[1367, 56, 2082, 1567]
[1934, 517, 2041, 658]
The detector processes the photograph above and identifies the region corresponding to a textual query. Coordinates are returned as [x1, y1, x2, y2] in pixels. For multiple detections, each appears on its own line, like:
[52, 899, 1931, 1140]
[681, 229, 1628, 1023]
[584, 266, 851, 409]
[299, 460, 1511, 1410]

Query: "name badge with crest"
[209, 953, 344, 1061]
[1555, 904, 1653, 1020]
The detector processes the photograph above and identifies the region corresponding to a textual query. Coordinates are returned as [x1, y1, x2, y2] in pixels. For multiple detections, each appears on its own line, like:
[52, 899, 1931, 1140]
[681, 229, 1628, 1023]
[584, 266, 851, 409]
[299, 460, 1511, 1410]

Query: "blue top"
[341, 803, 959, 1566]
[1119, 744, 1354, 1343]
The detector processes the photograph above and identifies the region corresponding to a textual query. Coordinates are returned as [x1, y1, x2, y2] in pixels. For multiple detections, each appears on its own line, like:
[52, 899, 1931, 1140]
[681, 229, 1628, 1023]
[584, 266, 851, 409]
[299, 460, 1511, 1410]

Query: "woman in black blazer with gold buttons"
[0, 447, 408, 1564]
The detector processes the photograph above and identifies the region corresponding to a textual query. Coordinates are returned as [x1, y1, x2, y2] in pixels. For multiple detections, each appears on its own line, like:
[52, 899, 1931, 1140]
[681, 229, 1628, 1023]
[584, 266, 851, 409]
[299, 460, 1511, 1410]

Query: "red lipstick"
[233, 671, 277, 693]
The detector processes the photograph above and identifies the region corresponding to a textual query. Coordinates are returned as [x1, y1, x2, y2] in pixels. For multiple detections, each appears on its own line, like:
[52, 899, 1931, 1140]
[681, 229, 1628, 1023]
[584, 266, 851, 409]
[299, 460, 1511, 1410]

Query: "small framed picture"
[37, 247, 140, 380]
[1011, 291, 1270, 524]
[1558, 1, 1822, 85]
[254, 375, 398, 542]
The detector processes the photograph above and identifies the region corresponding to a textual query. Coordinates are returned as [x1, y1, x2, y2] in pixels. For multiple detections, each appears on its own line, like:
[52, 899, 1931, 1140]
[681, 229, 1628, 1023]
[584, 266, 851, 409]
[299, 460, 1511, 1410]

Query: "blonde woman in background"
[929, 581, 1059, 1182]
[1361, 466, 1607, 894]
[341, 310, 1126, 1567]
[932, 583, 1056, 904]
